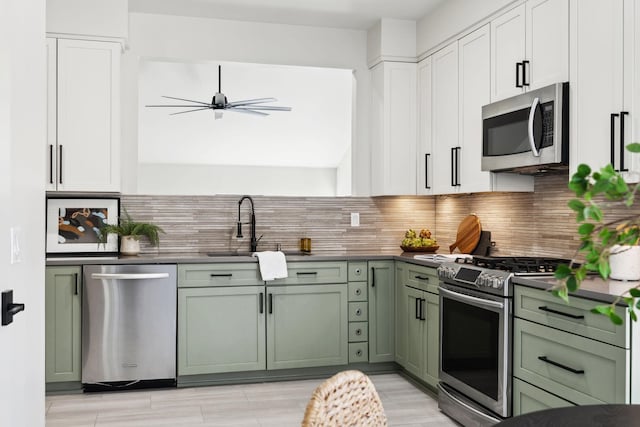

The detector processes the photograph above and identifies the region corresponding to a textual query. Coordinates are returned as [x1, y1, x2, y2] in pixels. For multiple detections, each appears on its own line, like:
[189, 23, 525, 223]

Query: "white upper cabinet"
[47, 38, 121, 192]
[431, 41, 459, 194]
[416, 57, 433, 195]
[569, 0, 639, 181]
[370, 61, 417, 196]
[491, 0, 569, 102]
[431, 26, 534, 195]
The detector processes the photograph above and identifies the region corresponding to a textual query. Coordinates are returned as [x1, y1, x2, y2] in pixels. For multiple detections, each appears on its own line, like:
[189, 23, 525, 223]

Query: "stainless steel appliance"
[481, 82, 569, 174]
[437, 256, 570, 426]
[82, 264, 177, 390]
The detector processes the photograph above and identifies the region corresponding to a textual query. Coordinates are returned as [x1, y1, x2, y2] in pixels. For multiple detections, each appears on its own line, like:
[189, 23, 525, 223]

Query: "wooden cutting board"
[449, 214, 482, 254]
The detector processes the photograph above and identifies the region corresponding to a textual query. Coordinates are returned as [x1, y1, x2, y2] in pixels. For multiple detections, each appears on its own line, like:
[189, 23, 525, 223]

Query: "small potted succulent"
[555, 143, 640, 324]
[98, 209, 164, 255]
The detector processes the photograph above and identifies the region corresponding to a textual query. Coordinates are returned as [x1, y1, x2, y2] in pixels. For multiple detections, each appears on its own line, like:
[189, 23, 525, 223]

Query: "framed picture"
[46, 197, 120, 255]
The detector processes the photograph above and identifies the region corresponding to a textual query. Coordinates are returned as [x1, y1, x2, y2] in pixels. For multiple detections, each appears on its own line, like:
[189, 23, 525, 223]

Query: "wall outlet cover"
[350, 213, 360, 227]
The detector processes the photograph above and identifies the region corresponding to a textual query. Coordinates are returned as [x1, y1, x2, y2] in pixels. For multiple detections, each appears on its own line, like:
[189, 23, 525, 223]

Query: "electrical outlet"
[350, 213, 360, 227]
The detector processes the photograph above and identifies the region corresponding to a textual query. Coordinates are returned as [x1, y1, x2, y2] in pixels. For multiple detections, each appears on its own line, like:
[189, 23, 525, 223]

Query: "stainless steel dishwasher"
[82, 264, 177, 390]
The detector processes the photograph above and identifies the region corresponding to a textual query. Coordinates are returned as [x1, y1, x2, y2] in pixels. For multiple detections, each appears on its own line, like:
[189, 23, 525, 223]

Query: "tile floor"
[45, 373, 458, 426]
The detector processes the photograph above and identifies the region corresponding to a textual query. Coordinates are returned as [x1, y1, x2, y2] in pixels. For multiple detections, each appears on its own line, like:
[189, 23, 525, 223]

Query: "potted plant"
[98, 209, 164, 255]
[554, 143, 640, 324]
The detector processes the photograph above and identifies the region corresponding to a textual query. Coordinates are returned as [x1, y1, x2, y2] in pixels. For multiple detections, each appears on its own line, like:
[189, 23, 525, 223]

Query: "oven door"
[439, 282, 511, 418]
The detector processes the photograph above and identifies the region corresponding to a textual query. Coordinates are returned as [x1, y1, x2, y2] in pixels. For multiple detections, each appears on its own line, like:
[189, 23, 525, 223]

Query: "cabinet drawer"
[514, 285, 628, 347]
[514, 318, 628, 405]
[178, 263, 262, 287]
[347, 282, 367, 302]
[513, 378, 574, 417]
[348, 322, 368, 342]
[269, 261, 347, 285]
[348, 343, 369, 363]
[348, 302, 368, 322]
[348, 262, 368, 282]
[404, 263, 439, 294]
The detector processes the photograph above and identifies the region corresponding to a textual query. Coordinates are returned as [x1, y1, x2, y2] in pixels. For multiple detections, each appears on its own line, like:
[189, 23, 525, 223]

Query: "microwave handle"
[528, 97, 541, 157]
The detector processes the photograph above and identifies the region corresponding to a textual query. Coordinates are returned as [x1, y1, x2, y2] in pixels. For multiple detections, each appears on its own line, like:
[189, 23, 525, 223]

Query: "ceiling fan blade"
[146, 104, 212, 108]
[169, 107, 213, 115]
[161, 95, 211, 106]
[227, 97, 278, 107]
[234, 105, 292, 111]
[229, 108, 269, 117]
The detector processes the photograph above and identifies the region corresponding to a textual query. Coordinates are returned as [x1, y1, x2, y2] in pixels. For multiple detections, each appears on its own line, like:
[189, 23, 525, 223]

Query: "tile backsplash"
[122, 173, 634, 258]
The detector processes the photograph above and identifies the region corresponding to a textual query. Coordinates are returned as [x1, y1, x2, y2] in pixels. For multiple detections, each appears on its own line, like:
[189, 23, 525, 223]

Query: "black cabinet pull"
[414, 275, 429, 281]
[454, 147, 461, 186]
[74, 273, 78, 295]
[58, 145, 63, 184]
[516, 62, 523, 88]
[538, 306, 584, 319]
[210, 273, 232, 277]
[522, 60, 530, 86]
[259, 292, 264, 314]
[268, 293, 273, 314]
[450, 147, 455, 187]
[538, 356, 584, 374]
[371, 267, 376, 288]
[415, 297, 420, 319]
[425, 153, 431, 189]
[611, 113, 619, 170]
[296, 271, 317, 276]
[620, 111, 629, 172]
[420, 298, 426, 321]
[49, 145, 54, 184]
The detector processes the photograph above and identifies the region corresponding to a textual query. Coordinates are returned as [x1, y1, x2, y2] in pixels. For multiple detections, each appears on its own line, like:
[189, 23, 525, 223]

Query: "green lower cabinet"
[513, 378, 574, 416]
[395, 263, 408, 367]
[399, 284, 439, 389]
[45, 266, 82, 383]
[178, 286, 266, 375]
[368, 260, 395, 363]
[266, 284, 348, 370]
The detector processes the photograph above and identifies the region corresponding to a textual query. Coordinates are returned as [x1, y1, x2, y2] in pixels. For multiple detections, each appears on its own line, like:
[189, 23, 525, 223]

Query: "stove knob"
[493, 278, 502, 288]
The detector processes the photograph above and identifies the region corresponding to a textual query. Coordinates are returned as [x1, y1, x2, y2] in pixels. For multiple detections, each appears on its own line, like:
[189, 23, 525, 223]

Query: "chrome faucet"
[236, 195, 262, 252]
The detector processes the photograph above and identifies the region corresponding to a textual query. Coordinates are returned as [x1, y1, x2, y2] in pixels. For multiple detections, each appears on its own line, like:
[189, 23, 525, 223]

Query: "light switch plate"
[350, 213, 360, 227]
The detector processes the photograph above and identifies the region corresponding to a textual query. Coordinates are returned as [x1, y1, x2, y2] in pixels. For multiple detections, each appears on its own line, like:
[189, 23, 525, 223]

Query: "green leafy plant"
[554, 143, 640, 324]
[98, 209, 164, 247]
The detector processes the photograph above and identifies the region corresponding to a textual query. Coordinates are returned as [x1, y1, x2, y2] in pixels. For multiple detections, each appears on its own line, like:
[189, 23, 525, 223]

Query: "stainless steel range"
[436, 256, 569, 426]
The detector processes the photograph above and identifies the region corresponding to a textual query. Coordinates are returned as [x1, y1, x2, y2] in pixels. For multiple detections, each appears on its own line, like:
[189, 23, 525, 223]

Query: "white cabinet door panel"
[491, 4, 526, 101]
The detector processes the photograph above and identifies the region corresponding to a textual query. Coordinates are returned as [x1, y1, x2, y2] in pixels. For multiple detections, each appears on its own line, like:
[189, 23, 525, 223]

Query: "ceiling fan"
[145, 65, 292, 119]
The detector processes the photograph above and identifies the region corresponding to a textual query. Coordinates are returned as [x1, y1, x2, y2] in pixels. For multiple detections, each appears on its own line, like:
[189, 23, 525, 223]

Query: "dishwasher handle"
[91, 273, 170, 280]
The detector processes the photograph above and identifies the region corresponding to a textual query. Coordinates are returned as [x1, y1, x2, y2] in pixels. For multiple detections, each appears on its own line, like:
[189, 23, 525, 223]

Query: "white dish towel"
[253, 251, 288, 281]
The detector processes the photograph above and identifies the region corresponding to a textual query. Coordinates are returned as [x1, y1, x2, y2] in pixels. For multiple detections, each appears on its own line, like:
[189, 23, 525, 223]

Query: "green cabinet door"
[395, 263, 408, 367]
[267, 284, 348, 370]
[368, 261, 395, 363]
[404, 286, 424, 378]
[423, 291, 440, 388]
[178, 286, 266, 375]
[45, 266, 82, 383]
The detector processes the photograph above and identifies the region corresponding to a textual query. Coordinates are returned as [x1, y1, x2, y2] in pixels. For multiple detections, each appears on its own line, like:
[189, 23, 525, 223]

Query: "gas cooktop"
[456, 255, 573, 274]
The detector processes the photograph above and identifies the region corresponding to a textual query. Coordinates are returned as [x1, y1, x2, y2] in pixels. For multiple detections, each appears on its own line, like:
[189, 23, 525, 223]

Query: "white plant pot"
[609, 245, 640, 281]
[120, 236, 141, 256]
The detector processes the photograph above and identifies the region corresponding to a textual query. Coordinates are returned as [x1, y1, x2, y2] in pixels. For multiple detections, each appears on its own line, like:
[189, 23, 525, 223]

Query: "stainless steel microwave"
[481, 82, 569, 174]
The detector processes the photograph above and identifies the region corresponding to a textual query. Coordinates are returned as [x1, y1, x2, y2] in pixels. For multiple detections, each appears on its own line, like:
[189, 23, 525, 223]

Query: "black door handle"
[296, 271, 318, 276]
[74, 273, 78, 295]
[538, 356, 584, 374]
[414, 275, 430, 281]
[620, 111, 629, 172]
[522, 60, 530, 86]
[611, 113, 619, 170]
[268, 293, 273, 314]
[210, 273, 233, 277]
[49, 144, 54, 184]
[538, 306, 584, 319]
[2, 290, 26, 326]
[454, 147, 461, 186]
[516, 62, 523, 88]
[259, 292, 264, 314]
[371, 267, 376, 288]
[425, 153, 431, 189]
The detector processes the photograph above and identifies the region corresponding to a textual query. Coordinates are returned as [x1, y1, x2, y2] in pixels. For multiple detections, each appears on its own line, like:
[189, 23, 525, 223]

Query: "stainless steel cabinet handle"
[439, 286, 504, 309]
[91, 273, 170, 280]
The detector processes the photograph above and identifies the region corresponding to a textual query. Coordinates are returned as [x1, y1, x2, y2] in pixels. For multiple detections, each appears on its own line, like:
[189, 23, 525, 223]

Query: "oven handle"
[527, 97, 541, 157]
[438, 286, 504, 309]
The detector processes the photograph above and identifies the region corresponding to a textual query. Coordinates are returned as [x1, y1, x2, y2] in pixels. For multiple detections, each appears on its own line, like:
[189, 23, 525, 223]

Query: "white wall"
[0, 0, 46, 425]
[417, 0, 518, 56]
[122, 13, 371, 196]
[46, 0, 128, 39]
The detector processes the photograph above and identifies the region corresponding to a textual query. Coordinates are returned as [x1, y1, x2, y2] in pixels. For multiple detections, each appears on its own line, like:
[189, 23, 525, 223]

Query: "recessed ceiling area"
[128, 0, 445, 30]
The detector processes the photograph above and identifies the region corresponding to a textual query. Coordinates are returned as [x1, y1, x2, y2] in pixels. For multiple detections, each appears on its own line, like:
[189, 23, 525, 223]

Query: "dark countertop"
[513, 274, 639, 305]
[45, 251, 442, 269]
